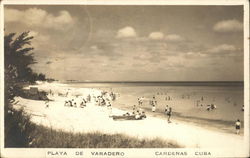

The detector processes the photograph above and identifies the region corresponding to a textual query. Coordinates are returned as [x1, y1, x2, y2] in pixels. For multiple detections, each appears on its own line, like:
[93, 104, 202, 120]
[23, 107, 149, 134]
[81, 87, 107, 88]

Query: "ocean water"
[67, 82, 244, 123]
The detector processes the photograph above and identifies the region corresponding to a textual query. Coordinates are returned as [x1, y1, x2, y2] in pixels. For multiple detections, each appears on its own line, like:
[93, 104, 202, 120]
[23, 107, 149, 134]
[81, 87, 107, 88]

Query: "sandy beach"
[12, 82, 246, 156]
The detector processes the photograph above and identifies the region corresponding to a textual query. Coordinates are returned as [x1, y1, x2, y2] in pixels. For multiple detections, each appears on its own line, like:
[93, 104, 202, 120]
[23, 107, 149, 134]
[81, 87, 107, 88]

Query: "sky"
[4, 5, 244, 81]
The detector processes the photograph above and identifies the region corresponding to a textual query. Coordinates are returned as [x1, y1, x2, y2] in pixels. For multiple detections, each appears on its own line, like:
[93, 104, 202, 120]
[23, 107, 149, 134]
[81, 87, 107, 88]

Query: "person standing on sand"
[235, 119, 241, 134]
[165, 105, 169, 114]
[64, 101, 68, 107]
[167, 107, 172, 123]
[135, 110, 141, 120]
[107, 101, 112, 117]
[140, 111, 146, 119]
[45, 100, 49, 108]
[133, 105, 137, 114]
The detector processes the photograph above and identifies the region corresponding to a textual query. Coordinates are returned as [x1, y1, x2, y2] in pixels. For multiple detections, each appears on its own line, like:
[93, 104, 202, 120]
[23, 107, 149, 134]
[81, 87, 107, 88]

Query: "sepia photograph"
[0, 0, 249, 158]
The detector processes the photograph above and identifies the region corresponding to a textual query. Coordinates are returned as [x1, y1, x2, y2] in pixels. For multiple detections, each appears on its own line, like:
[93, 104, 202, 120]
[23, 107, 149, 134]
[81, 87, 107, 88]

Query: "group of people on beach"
[135, 95, 173, 123]
[150, 96, 173, 123]
[64, 98, 87, 108]
[126, 105, 147, 120]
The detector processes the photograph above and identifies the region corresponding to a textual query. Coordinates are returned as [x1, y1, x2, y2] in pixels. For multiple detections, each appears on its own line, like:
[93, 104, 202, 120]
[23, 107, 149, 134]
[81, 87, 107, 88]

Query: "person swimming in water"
[152, 105, 156, 112]
[206, 105, 211, 111]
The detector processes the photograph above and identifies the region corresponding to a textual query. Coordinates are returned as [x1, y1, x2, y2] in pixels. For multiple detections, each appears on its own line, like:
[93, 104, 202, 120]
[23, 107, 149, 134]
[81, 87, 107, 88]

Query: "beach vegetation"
[4, 103, 35, 147]
[4, 31, 47, 147]
[28, 125, 180, 148]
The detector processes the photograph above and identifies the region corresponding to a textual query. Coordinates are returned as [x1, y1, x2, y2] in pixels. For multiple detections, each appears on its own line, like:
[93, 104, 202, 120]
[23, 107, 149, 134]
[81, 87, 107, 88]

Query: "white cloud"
[208, 44, 237, 53]
[5, 8, 75, 30]
[148, 32, 164, 40]
[23, 8, 47, 26]
[165, 34, 184, 42]
[116, 26, 137, 38]
[184, 51, 207, 58]
[213, 19, 243, 32]
[44, 11, 74, 29]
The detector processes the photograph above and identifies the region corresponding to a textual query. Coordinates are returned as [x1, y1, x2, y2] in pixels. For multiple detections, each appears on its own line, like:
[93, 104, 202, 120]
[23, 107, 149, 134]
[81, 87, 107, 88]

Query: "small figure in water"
[242, 105, 244, 112]
[152, 105, 156, 112]
[211, 104, 216, 110]
[206, 105, 211, 111]
[235, 119, 241, 135]
[138, 97, 143, 106]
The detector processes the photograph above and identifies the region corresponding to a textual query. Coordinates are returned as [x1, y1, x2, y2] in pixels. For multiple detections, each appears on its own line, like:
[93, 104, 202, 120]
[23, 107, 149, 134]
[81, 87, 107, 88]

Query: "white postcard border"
[0, 0, 249, 158]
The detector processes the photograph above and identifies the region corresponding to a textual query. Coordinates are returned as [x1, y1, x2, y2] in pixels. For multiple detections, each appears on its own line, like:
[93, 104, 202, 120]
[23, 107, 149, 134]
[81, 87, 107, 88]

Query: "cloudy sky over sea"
[4, 5, 244, 81]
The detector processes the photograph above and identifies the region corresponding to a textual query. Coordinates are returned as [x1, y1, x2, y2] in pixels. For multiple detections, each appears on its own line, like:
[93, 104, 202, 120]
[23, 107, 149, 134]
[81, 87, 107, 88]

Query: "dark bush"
[5, 105, 35, 147]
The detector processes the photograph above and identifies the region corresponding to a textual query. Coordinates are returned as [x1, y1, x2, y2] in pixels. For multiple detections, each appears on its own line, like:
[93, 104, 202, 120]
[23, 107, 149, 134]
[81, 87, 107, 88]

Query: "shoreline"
[116, 105, 244, 135]
[25, 81, 244, 135]
[13, 81, 245, 151]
